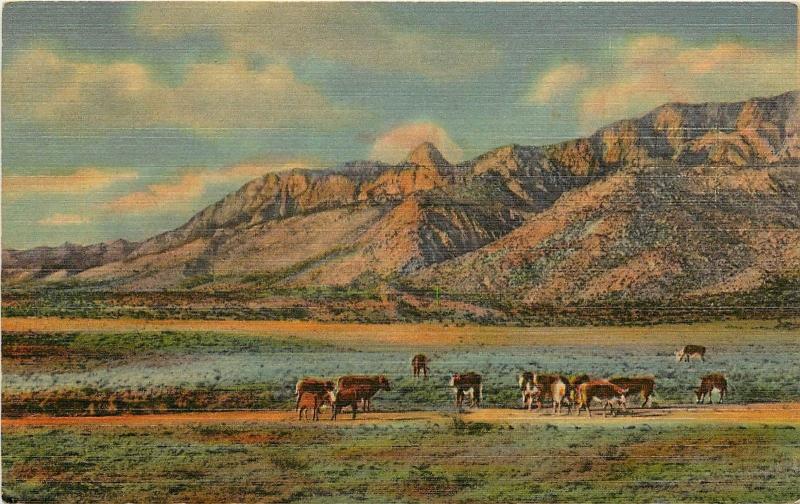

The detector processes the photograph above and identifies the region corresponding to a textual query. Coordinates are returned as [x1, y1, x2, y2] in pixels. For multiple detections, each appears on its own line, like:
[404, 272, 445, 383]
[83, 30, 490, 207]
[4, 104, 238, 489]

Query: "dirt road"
[5, 403, 799, 428]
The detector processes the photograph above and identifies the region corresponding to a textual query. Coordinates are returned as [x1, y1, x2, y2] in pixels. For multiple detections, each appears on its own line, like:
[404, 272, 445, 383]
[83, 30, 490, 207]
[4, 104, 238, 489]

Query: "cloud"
[369, 122, 463, 164]
[105, 160, 313, 213]
[576, 36, 797, 131]
[527, 63, 589, 104]
[4, 167, 137, 200]
[4, 48, 350, 131]
[135, 4, 496, 80]
[37, 213, 91, 226]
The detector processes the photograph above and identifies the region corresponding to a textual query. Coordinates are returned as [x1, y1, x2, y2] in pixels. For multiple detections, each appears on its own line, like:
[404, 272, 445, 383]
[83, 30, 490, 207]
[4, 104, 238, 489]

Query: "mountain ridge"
[4, 90, 799, 317]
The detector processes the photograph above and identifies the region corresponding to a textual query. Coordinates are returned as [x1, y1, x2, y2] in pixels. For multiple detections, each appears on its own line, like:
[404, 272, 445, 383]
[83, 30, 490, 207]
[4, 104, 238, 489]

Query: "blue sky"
[2, 2, 797, 248]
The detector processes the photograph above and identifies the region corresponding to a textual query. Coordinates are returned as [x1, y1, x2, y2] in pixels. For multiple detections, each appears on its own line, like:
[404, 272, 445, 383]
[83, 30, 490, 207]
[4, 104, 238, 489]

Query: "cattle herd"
[295, 346, 730, 420]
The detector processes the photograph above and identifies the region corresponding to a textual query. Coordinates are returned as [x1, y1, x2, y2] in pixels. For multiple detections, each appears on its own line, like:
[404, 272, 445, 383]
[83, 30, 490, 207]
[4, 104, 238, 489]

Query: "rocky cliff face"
[5, 91, 799, 304]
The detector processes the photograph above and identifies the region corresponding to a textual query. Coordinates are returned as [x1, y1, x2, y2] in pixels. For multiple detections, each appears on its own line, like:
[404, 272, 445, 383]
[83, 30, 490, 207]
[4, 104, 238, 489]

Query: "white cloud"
[370, 122, 463, 164]
[4, 48, 350, 131]
[37, 213, 91, 226]
[524, 36, 797, 132]
[527, 63, 589, 104]
[135, 4, 496, 80]
[4, 167, 138, 200]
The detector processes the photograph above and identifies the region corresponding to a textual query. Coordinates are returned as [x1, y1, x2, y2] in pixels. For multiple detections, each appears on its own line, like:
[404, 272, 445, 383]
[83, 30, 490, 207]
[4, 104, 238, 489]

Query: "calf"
[695, 373, 727, 404]
[331, 385, 373, 420]
[450, 372, 483, 409]
[298, 390, 335, 421]
[336, 375, 391, 412]
[609, 377, 655, 408]
[295, 378, 335, 411]
[519, 373, 571, 413]
[575, 380, 628, 417]
[411, 354, 430, 380]
[675, 345, 706, 362]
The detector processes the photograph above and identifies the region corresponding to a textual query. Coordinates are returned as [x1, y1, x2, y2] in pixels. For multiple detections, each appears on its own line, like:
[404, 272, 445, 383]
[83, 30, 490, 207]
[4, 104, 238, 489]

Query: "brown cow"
[295, 378, 335, 411]
[450, 372, 482, 408]
[331, 385, 373, 420]
[575, 380, 628, 417]
[695, 373, 727, 404]
[411, 354, 430, 380]
[569, 374, 592, 402]
[519, 373, 571, 413]
[676, 345, 706, 362]
[609, 377, 655, 408]
[298, 390, 335, 421]
[336, 375, 391, 412]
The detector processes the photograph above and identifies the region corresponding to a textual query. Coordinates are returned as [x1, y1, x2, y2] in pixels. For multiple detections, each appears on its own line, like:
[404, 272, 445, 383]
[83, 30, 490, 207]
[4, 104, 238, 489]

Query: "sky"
[2, 2, 798, 249]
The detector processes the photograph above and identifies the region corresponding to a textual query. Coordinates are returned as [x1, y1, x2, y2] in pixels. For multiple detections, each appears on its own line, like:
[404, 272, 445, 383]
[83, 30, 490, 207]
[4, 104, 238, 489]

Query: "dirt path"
[4, 316, 799, 348]
[5, 403, 799, 428]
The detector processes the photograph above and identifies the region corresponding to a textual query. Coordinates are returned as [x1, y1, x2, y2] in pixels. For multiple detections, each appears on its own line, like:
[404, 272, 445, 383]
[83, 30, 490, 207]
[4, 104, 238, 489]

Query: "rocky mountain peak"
[406, 142, 450, 168]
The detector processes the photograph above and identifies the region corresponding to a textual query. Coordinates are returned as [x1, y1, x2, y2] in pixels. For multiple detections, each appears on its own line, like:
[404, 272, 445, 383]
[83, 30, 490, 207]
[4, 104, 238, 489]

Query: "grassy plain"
[2, 317, 799, 502]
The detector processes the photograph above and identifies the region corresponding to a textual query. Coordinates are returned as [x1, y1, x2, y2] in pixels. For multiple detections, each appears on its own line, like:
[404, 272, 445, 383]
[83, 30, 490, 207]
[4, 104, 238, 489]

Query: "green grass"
[3, 421, 799, 503]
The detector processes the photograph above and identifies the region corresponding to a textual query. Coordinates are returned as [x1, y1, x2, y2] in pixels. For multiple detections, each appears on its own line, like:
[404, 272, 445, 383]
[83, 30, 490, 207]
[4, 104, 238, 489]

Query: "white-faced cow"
[519, 372, 571, 414]
[450, 372, 482, 409]
[411, 354, 430, 380]
[336, 375, 391, 412]
[575, 380, 628, 417]
[675, 345, 706, 362]
[609, 377, 655, 408]
[295, 378, 335, 411]
[695, 373, 727, 404]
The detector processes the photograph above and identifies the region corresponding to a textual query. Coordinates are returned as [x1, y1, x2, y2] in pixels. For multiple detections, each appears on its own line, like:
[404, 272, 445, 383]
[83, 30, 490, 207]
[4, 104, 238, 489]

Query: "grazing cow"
[695, 373, 727, 404]
[298, 390, 335, 421]
[295, 378, 335, 411]
[336, 375, 391, 412]
[331, 385, 373, 420]
[519, 373, 571, 413]
[449, 372, 483, 409]
[575, 381, 628, 417]
[675, 345, 706, 362]
[569, 374, 592, 402]
[411, 354, 430, 380]
[609, 377, 655, 408]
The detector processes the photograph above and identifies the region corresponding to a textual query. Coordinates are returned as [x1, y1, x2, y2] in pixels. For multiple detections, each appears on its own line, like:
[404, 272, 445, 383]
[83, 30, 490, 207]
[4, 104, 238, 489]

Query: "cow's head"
[378, 375, 391, 391]
[449, 373, 459, 387]
[518, 372, 533, 390]
[323, 391, 336, 407]
[675, 349, 685, 362]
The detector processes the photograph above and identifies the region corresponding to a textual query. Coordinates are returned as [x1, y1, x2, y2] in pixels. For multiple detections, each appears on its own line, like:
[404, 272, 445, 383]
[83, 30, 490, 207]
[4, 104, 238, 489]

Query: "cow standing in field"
[695, 373, 727, 404]
[331, 385, 374, 420]
[411, 354, 430, 380]
[336, 375, 391, 412]
[609, 377, 655, 408]
[295, 378, 335, 411]
[450, 372, 482, 409]
[675, 345, 706, 362]
[575, 380, 628, 417]
[298, 390, 335, 421]
[569, 374, 592, 403]
[519, 372, 571, 414]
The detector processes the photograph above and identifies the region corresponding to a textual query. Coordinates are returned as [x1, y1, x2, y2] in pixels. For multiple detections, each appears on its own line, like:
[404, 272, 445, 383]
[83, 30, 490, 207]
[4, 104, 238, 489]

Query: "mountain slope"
[4, 91, 799, 310]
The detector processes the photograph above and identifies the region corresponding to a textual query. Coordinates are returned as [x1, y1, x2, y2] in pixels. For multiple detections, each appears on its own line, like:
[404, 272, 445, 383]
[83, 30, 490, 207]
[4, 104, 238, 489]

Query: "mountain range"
[4, 91, 800, 320]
